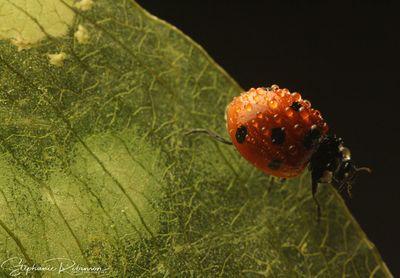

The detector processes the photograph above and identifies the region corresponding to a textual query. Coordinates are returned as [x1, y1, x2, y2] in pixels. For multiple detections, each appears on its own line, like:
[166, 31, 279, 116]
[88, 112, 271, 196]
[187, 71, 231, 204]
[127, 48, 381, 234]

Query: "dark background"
[137, 1, 399, 275]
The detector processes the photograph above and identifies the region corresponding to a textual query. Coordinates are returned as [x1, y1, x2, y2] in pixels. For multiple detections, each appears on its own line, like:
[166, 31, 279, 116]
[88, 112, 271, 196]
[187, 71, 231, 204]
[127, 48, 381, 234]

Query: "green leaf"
[0, 0, 393, 277]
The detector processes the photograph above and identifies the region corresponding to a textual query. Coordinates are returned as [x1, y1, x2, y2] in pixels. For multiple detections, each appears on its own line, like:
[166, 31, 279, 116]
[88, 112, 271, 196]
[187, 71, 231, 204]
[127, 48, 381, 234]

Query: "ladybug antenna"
[184, 129, 233, 145]
[344, 165, 372, 197]
[354, 166, 372, 173]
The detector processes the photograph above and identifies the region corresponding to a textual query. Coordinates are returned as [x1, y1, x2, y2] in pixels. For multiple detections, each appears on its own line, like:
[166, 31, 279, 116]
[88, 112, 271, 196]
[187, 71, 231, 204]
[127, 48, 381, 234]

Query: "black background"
[137, 1, 399, 275]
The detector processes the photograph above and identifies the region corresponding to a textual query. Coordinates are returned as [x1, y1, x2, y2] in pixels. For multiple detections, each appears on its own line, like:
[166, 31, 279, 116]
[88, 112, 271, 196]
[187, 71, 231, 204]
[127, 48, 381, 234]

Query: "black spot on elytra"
[290, 101, 302, 111]
[271, 127, 285, 144]
[304, 126, 321, 149]
[235, 126, 247, 144]
[269, 159, 282, 170]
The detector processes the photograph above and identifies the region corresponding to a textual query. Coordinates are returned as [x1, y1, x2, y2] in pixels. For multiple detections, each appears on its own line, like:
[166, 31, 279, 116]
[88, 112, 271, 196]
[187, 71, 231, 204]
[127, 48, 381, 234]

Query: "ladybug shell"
[226, 85, 329, 178]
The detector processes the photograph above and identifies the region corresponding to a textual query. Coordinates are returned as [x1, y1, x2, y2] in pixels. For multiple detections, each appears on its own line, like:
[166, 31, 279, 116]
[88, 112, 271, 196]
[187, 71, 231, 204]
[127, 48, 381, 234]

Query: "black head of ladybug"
[309, 134, 371, 197]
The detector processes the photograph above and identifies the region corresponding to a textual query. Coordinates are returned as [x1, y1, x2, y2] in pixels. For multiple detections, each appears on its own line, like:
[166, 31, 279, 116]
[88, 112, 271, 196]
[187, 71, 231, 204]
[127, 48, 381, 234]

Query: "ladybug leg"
[312, 180, 321, 222]
[346, 183, 353, 198]
[184, 129, 233, 145]
[267, 177, 276, 192]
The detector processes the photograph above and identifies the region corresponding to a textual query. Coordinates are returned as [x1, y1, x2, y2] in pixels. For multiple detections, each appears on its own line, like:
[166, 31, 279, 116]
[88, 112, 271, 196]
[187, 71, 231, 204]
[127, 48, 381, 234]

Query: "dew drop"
[245, 103, 253, 111]
[291, 92, 302, 102]
[273, 114, 281, 123]
[256, 88, 265, 94]
[293, 124, 301, 133]
[285, 107, 294, 117]
[257, 112, 263, 119]
[263, 128, 271, 137]
[313, 109, 321, 117]
[269, 100, 278, 109]
[288, 145, 298, 155]
[271, 84, 280, 91]
[303, 100, 312, 108]
[300, 109, 310, 121]
[322, 122, 328, 132]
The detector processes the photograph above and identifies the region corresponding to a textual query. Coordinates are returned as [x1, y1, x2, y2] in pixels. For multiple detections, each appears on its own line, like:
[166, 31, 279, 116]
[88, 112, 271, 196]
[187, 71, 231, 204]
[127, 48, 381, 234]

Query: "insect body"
[186, 85, 370, 219]
[226, 85, 329, 178]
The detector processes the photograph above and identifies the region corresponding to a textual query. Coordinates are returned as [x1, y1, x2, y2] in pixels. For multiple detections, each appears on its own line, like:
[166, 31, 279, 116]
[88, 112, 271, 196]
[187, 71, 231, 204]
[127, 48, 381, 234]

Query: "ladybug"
[186, 85, 370, 219]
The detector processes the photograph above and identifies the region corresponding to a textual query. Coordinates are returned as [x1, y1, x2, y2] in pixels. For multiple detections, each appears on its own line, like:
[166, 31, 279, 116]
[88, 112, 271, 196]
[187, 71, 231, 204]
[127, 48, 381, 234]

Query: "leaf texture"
[0, 0, 392, 277]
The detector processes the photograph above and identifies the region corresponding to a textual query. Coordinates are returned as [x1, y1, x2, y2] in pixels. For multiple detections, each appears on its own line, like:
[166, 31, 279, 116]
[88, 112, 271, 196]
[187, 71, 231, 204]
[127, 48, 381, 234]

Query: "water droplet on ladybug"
[304, 100, 312, 108]
[273, 114, 281, 124]
[245, 103, 253, 111]
[300, 109, 310, 121]
[269, 100, 278, 109]
[288, 145, 298, 155]
[256, 88, 264, 94]
[262, 128, 271, 137]
[285, 107, 294, 117]
[293, 123, 302, 134]
[291, 92, 302, 102]
[322, 122, 329, 132]
[271, 84, 279, 91]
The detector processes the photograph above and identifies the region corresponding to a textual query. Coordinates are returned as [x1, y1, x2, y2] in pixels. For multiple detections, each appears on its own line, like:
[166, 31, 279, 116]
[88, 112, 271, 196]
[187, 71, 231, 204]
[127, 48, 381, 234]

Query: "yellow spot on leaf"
[47, 52, 67, 67]
[75, 0, 95, 11]
[10, 35, 33, 51]
[74, 24, 90, 44]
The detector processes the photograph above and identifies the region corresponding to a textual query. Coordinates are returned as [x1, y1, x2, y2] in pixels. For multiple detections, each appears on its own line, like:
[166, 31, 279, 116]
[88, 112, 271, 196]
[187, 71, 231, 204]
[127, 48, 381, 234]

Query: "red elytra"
[226, 85, 329, 178]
